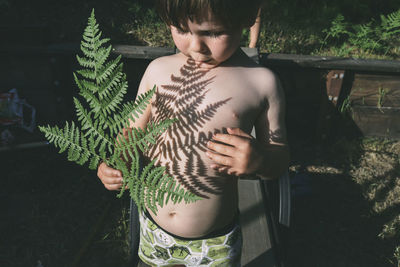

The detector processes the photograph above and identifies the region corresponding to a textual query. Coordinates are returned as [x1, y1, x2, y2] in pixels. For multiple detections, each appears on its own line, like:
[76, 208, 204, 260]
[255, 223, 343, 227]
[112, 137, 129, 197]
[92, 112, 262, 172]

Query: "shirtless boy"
[97, 0, 289, 266]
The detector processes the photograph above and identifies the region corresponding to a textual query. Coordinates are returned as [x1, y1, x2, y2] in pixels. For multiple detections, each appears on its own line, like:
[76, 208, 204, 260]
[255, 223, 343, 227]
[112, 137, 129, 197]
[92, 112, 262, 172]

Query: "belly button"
[168, 212, 176, 217]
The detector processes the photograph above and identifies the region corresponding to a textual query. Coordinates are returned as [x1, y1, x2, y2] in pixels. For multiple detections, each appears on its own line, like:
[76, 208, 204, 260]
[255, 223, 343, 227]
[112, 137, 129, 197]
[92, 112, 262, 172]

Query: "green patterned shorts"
[138, 210, 242, 267]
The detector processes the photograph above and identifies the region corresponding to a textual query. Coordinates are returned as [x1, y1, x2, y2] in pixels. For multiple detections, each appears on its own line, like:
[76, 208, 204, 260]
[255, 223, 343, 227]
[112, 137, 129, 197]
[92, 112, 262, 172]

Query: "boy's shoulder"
[227, 49, 279, 96]
[142, 54, 180, 89]
[239, 58, 280, 99]
[142, 54, 183, 82]
[147, 53, 183, 71]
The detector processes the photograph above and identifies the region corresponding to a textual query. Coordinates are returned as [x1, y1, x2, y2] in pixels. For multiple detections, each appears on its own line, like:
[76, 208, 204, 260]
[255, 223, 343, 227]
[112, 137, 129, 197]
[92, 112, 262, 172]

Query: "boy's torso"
[144, 51, 266, 238]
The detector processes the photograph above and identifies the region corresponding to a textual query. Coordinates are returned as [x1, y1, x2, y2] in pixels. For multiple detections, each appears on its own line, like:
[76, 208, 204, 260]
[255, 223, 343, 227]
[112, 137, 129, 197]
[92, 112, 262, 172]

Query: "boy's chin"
[193, 59, 221, 69]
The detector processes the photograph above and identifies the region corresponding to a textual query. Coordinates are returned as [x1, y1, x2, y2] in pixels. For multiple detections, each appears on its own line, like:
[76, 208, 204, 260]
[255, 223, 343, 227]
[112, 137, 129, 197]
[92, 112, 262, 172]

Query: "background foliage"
[1, 0, 399, 59]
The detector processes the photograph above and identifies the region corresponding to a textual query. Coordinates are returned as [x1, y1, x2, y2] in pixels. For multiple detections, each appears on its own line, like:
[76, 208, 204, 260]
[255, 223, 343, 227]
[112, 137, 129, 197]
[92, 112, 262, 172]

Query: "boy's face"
[170, 14, 242, 69]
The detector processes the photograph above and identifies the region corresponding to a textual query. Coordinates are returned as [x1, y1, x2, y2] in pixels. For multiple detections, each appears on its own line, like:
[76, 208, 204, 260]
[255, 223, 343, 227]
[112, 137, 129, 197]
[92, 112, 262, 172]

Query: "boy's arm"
[253, 74, 289, 180]
[206, 71, 289, 180]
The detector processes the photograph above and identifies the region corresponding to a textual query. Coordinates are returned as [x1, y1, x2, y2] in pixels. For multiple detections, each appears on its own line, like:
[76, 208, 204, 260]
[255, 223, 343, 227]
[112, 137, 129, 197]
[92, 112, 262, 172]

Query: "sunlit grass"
[339, 138, 400, 264]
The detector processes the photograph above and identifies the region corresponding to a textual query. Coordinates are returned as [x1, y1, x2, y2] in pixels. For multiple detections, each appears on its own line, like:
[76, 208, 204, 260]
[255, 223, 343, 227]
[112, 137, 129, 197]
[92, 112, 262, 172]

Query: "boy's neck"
[218, 47, 247, 67]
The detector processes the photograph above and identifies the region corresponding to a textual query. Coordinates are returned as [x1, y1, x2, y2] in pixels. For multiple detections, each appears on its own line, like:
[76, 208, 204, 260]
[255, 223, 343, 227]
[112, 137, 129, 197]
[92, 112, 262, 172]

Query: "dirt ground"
[0, 142, 132, 267]
[287, 138, 400, 266]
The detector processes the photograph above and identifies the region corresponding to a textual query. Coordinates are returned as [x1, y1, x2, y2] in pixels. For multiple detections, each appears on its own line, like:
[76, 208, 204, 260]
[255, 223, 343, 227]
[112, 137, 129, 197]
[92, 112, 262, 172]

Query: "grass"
[378, 88, 388, 109]
[118, 2, 400, 60]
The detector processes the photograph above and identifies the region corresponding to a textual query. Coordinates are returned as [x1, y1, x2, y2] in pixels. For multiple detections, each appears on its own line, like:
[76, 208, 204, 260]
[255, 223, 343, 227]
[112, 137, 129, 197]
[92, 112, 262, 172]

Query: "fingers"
[211, 133, 241, 147]
[207, 140, 235, 156]
[227, 127, 251, 138]
[211, 163, 228, 172]
[210, 163, 237, 176]
[101, 163, 122, 177]
[97, 162, 123, 191]
[212, 129, 252, 148]
[102, 176, 124, 190]
[206, 150, 233, 167]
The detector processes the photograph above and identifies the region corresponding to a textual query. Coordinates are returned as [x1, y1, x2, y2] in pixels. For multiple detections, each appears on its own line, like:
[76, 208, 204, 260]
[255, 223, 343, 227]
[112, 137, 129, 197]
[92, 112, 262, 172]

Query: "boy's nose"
[190, 36, 207, 54]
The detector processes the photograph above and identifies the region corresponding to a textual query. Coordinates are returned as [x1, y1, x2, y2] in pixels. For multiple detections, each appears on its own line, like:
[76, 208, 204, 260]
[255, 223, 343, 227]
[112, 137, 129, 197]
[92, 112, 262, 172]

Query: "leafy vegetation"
[39, 10, 201, 214]
[319, 10, 400, 58]
[1, 0, 399, 59]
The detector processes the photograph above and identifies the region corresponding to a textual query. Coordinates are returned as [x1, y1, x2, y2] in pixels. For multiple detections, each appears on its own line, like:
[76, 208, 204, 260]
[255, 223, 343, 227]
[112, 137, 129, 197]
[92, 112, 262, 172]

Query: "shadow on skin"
[146, 58, 232, 198]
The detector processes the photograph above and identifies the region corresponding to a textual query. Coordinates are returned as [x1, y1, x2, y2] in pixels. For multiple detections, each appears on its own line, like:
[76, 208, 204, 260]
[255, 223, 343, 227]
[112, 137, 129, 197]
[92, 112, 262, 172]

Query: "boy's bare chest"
[150, 66, 262, 133]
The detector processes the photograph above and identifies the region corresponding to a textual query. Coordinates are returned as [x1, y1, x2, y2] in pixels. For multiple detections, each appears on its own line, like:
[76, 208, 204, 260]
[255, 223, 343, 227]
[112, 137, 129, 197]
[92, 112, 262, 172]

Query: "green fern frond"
[76, 54, 96, 69]
[76, 68, 97, 81]
[114, 118, 177, 156]
[321, 10, 400, 56]
[380, 9, 400, 40]
[100, 78, 128, 116]
[98, 66, 124, 100]
[94, 46, 113, 70]
[323, 14, 350, 40]
[125, 162, 200, 214]
[108, 86, 155, 136]
[381, 9, 400, 32]
[73, 97, 93, 132]
[349, 22, 378, 50]
[39, 9, 201, 213]
[39, 122, 101, 169]
[96, 55, 121, 84]
[80, 43, 97, 59]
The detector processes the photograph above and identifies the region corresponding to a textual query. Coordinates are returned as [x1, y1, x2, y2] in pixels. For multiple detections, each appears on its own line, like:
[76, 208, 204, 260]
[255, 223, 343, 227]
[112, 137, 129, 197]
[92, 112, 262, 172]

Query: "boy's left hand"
[206, 127, 263, 177]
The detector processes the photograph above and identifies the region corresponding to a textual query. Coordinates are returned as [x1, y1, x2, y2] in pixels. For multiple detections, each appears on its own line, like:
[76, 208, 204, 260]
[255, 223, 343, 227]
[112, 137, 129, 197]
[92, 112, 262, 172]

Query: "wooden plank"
[351, 106, 400, 139]
[350, 73, 400, 107]
[114, 45, 175, 59]
[262, 53, 400, 73]
[1, 43, 400, 73]
[0, 44, 175, 59]
[239, 179, 277, 267]
[326, 70, 345, 106]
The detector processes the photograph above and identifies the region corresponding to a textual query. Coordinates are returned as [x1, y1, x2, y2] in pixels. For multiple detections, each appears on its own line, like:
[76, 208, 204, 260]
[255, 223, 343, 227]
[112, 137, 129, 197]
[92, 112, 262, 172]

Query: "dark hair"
[156, 0, 262, 30]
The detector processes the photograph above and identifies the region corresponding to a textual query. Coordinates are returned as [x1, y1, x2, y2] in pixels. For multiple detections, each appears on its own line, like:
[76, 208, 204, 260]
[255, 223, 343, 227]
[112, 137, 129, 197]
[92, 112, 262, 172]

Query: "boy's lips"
[191, 56, 212, 63]
[195, 61, 219, 69]
[196, 59, 212, 64]
[188, 56, 218, 68]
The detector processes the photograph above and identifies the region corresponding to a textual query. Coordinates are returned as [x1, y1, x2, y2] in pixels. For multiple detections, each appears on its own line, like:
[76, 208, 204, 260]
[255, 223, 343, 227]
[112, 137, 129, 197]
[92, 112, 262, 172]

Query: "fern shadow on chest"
[146, 58, 233, 198]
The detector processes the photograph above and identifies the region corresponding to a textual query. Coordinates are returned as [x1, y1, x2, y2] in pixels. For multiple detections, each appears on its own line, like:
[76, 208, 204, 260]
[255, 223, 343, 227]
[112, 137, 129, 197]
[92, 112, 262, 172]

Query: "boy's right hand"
[97, 162, 123, 191]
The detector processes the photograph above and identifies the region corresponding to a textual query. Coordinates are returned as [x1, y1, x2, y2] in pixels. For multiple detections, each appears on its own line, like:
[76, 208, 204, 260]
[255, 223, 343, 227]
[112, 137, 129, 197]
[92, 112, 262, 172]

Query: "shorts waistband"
[143, 209, 239, 241]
